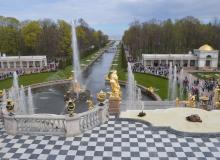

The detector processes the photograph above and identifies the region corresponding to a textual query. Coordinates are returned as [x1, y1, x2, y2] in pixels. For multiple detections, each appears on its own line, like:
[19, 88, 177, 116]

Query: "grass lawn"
[0, 72, 58, 90]
[111, 48, 168, 100]
[0, 47, 106, 90]
[193, 72, 220, 80]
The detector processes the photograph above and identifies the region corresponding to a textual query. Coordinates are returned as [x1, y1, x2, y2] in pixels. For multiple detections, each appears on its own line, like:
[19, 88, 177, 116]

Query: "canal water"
[32, 44, 152, 114]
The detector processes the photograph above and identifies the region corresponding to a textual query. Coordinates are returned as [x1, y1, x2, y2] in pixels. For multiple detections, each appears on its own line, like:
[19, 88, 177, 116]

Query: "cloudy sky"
[0, 0, 220, 37]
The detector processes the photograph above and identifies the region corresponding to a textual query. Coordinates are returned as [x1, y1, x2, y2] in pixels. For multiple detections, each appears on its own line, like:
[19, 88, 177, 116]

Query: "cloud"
[0, 0, 220, 36]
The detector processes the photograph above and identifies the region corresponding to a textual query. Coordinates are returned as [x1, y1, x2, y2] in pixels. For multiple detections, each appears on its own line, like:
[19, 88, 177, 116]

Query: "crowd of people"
[131, 63, 172, 77]
[181, 76, 217, 107]
[129, 59, 218, 109]
[0, 63, 57, 81]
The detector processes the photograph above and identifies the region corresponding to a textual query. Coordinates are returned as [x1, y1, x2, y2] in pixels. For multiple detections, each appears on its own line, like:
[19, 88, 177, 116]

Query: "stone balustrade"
[3, 104, 109, 137]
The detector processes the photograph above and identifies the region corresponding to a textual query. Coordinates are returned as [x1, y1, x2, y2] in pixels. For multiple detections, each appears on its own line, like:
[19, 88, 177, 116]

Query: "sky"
[0, 0, 220, 38]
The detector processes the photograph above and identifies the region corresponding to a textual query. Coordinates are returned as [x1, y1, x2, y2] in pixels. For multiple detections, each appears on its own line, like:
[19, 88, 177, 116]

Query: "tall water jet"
[19, 85, 27, 114]
[1, 89, 7, 109]
[167, 62, 173, 100]
[179, 69, 184, 99]
[71, 20, 82, 84]
[137, 88, 142, 108]
[27, 87, 35, 114]
[13, 72, 19, 92]
[126, 62, 137, 109]
[12, 72, 20, 112]
[171, 65, 177, 100]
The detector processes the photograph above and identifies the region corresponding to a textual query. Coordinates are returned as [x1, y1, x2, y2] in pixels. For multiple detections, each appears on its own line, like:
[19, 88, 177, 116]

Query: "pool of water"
[32, 44, 153, 114]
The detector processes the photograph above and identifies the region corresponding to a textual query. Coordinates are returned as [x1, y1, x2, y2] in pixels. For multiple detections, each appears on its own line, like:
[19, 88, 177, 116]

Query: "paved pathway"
[0, 118, 220, 160]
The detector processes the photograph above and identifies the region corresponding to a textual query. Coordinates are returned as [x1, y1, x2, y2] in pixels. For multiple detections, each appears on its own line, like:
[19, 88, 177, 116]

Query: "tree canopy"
[122, 16, 220, 58]
[0, 16, 109, 59]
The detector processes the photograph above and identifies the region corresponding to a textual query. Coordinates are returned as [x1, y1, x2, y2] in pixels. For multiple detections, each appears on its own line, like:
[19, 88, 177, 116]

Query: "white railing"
[79, 107, 102, 132]
[16, 115, 66, 135]
[3, 103, 109, 136]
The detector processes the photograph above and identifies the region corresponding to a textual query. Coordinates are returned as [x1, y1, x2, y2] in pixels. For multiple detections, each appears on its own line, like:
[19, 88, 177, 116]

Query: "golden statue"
[109, 70, 121, 100]
[185, 93, 196, 108]
[147, 87, 154, 93]
[213, 85, 220, 109]
[97, 90, 107, 106]
[175, 97, 180, 107]
[86, 99, 94, 110]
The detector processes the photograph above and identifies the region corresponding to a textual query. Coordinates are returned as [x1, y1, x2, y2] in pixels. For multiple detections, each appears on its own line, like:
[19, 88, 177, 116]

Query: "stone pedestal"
[109, 98, 121, 116]
[4, 115, 17, 135]
[65, 114, 81, 137]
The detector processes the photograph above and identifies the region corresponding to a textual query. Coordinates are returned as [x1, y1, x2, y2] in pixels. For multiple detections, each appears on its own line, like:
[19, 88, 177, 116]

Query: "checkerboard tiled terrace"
[1, 117, 220, 160]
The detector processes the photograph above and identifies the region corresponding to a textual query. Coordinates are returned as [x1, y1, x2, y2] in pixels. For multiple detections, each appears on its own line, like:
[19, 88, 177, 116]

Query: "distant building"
[0, 53, 47, 69]
[142, 44, 219, 69]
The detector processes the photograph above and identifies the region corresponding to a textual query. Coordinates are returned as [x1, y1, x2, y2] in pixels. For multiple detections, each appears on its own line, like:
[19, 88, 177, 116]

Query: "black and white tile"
[0, 118, 220, 160]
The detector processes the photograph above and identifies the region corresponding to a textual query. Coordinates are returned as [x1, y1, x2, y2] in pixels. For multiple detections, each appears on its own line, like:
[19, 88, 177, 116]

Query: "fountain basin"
[30, 79, 154, 115]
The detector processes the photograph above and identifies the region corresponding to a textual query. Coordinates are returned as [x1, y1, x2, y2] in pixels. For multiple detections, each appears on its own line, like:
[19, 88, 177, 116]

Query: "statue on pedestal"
[108, 70, 121, 115]
[109, 70, 121, 100]
[213, 85, 220, 109]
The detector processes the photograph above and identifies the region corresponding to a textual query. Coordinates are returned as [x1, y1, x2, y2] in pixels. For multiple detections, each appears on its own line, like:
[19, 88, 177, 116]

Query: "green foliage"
[0, 16, 108, 59]
[0, 26, 20, 55]
[121, 44, 127, 70]
[123, 16, 220, 59]
[21, 21, 42, 54]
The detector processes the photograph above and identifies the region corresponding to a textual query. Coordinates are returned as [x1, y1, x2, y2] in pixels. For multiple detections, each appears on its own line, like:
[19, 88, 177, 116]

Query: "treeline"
[0, 16, 108, 59]
[123, 16, 220, 58]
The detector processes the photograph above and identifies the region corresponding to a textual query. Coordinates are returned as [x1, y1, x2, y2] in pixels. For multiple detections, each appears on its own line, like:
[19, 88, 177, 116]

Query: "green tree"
[21, 21, 42, 54]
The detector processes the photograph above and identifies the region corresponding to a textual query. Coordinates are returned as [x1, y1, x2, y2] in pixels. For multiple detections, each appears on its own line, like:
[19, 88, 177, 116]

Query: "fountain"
[171, 65, 177, 100]
[27, 87, 35, 114]
[2, 72, 35, 115]
[64, 20, 91, 112]
[167, 63, 177, 100]
[126, 62, 137, 109]
[12, 72, 19, 112]
[71, 20, 82, 86]
[18, 85, 27, 114]
[167, 62, 173, 100]
[179, 69, 184, 99]
[137, 88, 146, 117]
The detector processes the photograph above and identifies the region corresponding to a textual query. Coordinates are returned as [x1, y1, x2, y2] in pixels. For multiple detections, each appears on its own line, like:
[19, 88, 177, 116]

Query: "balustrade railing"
[16, 115, 66, 135]
[79, 108, 101, 132]
[3, 104, 109, 136]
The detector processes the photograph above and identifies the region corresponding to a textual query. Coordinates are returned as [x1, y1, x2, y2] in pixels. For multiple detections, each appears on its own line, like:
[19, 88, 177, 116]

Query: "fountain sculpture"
[137, 88, 146, 117]
[64, 20, 92, 115]
[167, 62, 177, 100]
[108, 70, 121, 115]
[27, 86, 35, 114]
[3, 72, 35, 115]
[126, 62, 137, 109]
[213, 85, 220, 109]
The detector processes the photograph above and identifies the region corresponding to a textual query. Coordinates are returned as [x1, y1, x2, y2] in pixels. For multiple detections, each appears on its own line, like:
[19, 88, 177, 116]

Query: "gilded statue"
[109, 70, 121, 100]
[86, 99, 94, 110]
[213, 85, 220, 109]
[185, 93, 196, 107]
[97, 90, 107, 106]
